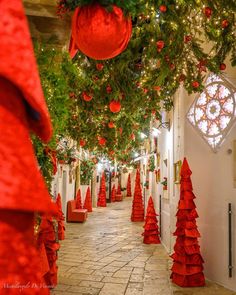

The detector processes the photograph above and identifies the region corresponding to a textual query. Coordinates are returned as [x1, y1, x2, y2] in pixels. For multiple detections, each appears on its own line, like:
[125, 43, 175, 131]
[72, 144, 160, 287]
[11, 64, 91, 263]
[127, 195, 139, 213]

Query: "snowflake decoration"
[187, 74, 236, 152]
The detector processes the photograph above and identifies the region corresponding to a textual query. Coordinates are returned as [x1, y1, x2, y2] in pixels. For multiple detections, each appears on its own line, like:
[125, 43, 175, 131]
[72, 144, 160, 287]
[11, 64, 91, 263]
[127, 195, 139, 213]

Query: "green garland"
[80, 159, 95, 184]
[57, 0, 148, 16]
[149, 155, 155, 172]
[33, 0, 235, 172]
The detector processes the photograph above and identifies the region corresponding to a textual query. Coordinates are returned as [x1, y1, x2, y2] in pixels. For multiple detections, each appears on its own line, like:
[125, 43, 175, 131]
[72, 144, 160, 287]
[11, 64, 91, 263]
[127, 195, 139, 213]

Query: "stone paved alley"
[52, 199, 235, 295]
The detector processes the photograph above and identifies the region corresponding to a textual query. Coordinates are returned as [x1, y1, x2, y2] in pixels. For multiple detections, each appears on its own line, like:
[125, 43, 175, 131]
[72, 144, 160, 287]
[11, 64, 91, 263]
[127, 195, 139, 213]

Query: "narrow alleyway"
[52, 199, 235, 295]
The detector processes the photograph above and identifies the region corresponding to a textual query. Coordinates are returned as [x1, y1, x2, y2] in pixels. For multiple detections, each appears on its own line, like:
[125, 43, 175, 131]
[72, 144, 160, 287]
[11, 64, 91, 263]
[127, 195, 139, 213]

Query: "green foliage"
[80, 159, 95, 184]
[57, 0, 149, 16]
[34, 0, 235, 174]
[32, 43, 75, 186]
[149, 155, 155, 172]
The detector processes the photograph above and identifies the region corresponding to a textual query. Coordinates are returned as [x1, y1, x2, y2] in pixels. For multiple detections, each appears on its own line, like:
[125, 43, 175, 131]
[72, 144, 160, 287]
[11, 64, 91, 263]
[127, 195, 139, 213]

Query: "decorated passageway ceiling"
[32, 0, 236, 180]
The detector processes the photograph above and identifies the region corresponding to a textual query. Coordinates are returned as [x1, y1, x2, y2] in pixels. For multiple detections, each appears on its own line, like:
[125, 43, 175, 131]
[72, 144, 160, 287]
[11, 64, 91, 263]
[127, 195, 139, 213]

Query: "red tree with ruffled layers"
[131, 169, 144, 222]
[56, 193, 65, 240]
[84, 187, 92, 212]
[170, 158, 205, 287]
[39, 216, 60, 288]
[75, 189, 82, 209]
[111, 184, 116, 202]
[126, 173, 132, 197]
[142, 196, 160, 244]
[116, 183, 122, 201]
[97, 173, 106, 207]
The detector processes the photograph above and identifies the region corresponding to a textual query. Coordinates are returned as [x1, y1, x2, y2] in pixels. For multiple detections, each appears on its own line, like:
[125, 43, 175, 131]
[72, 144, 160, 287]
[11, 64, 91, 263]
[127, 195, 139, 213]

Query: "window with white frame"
[187, 74, 236, 152]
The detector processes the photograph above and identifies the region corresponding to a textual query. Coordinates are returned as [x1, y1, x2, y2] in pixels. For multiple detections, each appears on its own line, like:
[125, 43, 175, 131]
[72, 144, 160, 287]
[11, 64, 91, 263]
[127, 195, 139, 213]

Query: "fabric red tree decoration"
[115, 183, 122, 201]
[0, 1, 56, 293]
[39, 216, 60, 288]
[142, 196, 161, 244]
[75, 189, 82, 209]
[56, 193, 65, 240]
[170, 158, 205, 287]
[111, 184, 116, 202]
[69, 3, 132, 60]
[83, 187, 93, 212]
[131, 169, 144, 222]
[126, 173, 132, 197]
[97, 173, 107, 207]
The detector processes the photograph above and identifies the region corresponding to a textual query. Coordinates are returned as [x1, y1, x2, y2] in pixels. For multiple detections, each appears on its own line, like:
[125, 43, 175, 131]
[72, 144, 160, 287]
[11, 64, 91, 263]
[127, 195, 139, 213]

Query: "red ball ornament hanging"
[106, 84, 112, 94]
[203, 7, 212, 18]
[98, 137, 106, 146]
[69, 3, 132, 60]
[96, 63, 104, 71]
[192, 81, 199, 88]
[222, 19, 229, 28]
[130, 133, 135, 140]
[220, 63, 226, 71]
[119, 127, 123, 135]
[184, 35, 192, 43]
[82, 91, 92, 102]
[109, 100, 121, 113]
[79, 139, 86, 147]
[159, 5, 167, 13]
[156, 40, 165, 52]
[108, 121, 115, 128]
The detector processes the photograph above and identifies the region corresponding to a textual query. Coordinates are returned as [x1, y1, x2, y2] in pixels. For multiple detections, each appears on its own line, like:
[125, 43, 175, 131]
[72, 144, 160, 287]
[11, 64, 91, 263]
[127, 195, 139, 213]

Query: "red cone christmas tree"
[56, 193, 65, 240]
[97, 173, 106, 207]
[142, 196, 161, 244]
[170, 158, 205, 287]
[115, 183, 122, 201]
[131, 169, 144, 222]
[84, 187, 93, 212]
[111, 184, 116, 202]
[126, 173, 132, 197]
[75, 189, 82, 209]
[39, 215, 60, 288]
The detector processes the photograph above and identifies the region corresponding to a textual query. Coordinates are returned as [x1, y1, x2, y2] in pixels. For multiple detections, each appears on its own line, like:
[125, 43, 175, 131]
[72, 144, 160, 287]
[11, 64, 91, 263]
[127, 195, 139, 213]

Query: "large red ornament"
[109, 100, 121, 113]
[69, 3, 132, 60]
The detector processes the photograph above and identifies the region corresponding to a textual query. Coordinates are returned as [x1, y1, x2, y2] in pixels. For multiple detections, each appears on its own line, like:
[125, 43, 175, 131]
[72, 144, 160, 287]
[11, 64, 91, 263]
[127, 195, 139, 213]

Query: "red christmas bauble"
[109, 100, 121, 113]
[82, 91, 92, 101]
[98, 137, 106, 146]
[192, 81, 199, 88]
[179, 74, 186, 82]
[156, 40, 165, 52]
[106, 84, 112, 93]
[130, 133, 135, 140]
[184, 35, 192, 43]
[220, 63, 226, 71]
[203, 7, 212, 18]
[69, 3, 132, 60]
[108, 121, 115, 128]
[119, 127, 123, 135]
[96, 63, 104, 71]
[79, 139, 86, 147]
[222, 19, 229, 28]
[159, 5, 167, 13]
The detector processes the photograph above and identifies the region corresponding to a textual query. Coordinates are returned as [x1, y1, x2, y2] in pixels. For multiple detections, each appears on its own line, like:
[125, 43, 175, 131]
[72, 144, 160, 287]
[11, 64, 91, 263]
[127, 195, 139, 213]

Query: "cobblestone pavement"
[52, 198, 235, 295]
